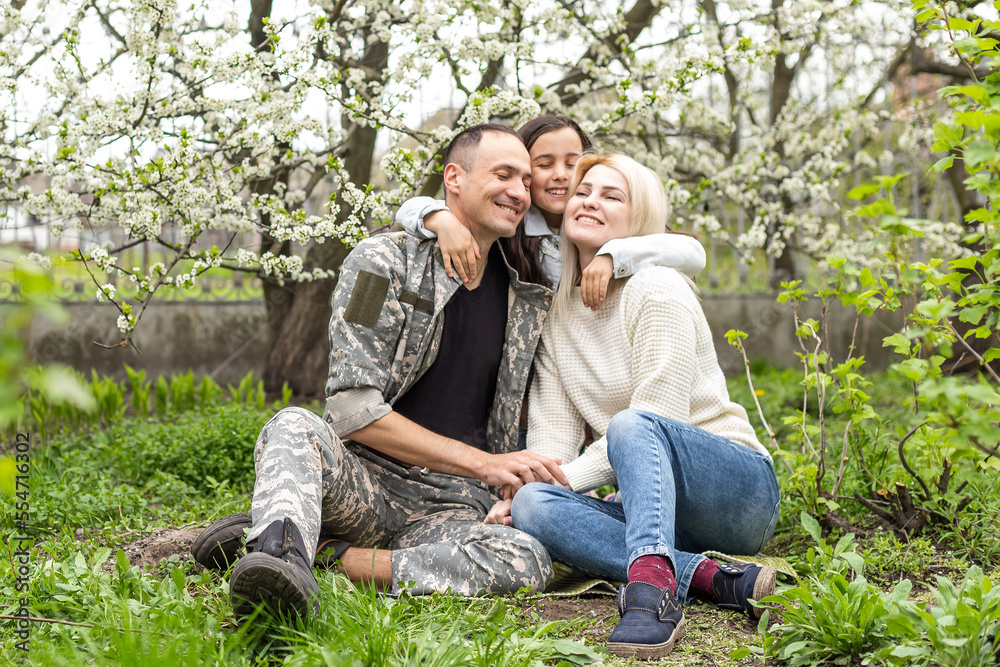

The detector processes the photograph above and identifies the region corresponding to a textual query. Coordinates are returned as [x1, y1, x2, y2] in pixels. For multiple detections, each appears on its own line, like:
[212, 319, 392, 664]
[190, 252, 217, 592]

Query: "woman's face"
[528, 126, 585, 222]
[564, 163, 632, 256]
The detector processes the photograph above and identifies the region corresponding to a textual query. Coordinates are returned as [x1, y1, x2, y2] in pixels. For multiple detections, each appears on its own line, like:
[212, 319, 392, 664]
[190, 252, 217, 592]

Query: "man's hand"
[477, 450, 567, 490]
[425, 209, 480, 283]
[349, 412, 568, 491]
[484, 498, 513, 526]
[581, 254, 614, 310]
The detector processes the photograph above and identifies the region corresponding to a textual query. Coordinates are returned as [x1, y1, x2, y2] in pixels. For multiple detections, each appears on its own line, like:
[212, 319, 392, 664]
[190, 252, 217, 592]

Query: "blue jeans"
[511, 408, 780, 601]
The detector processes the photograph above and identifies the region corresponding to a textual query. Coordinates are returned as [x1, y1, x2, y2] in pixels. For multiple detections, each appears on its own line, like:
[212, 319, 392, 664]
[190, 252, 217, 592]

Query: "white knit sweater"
[527, 266, 770, 493]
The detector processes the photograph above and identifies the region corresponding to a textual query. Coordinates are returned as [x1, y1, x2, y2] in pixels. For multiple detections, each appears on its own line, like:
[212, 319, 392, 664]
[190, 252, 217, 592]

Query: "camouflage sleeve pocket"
[344, 270, 390, 329]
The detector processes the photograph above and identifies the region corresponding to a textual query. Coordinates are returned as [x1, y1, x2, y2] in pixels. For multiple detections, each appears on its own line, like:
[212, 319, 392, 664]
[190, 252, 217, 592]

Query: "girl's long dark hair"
[500, 116, 592, 288]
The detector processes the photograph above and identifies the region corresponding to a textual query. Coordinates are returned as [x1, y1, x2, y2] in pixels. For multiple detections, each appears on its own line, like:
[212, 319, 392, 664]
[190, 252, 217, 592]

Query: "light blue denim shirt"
[394, 196, 706, 288]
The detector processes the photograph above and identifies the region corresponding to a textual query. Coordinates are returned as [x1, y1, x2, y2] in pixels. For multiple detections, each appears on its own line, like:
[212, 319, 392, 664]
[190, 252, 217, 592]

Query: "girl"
[493, 154, 780, 660]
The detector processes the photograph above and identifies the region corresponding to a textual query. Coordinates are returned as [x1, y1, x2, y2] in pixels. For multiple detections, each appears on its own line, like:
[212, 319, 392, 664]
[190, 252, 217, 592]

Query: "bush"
[757, 513, 912, 666]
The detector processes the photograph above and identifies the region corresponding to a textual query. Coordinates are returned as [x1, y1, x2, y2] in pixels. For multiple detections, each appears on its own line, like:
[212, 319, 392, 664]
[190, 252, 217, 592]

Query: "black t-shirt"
[392, 243, 509, 451]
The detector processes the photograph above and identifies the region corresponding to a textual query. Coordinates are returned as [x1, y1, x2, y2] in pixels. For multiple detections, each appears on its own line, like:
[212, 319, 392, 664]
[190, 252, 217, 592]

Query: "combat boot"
[191, 512, 251, 570]
[229, 518, 319, 620]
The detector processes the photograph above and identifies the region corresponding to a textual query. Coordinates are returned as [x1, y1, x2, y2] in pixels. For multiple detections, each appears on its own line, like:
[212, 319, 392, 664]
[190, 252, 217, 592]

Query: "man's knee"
[263, 406, 325, 436]
[256, 407, 339, 465]
[470, 524, 553, 594]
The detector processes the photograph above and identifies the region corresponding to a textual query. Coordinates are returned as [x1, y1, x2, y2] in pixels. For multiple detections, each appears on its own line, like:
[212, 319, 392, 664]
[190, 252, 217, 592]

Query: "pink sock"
[691, 559, 721, 600]
[628, 555, 677, 594]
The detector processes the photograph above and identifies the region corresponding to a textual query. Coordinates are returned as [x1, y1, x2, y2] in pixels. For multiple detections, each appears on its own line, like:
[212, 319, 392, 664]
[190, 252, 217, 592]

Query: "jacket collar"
[524, 206, 557, 239]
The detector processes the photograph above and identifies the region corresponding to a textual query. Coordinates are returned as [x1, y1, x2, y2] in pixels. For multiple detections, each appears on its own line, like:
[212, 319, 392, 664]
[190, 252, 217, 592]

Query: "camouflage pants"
[247, 407, 553, 596]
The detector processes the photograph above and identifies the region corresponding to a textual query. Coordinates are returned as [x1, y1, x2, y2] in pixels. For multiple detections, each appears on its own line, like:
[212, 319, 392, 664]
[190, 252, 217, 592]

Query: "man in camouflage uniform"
[227, 124, 566, 617]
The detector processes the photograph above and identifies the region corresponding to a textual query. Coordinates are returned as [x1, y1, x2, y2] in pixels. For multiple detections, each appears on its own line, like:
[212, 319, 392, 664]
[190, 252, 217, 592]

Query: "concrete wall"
[26, 295, 904, 385]
[29, 302, 271, 386]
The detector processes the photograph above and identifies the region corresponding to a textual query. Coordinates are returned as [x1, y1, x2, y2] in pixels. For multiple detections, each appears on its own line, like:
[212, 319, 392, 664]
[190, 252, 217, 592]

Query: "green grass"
[0, 397, 603, 665]
[1, 366, 998, 665]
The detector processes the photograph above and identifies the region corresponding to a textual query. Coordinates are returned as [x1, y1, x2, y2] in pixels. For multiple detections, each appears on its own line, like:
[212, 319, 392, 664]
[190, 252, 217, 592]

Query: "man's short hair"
[443, 123, 522, 172]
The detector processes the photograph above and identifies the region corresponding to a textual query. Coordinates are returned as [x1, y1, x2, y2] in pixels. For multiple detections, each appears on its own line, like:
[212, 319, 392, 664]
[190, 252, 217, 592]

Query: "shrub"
[757, 513, 912, 666]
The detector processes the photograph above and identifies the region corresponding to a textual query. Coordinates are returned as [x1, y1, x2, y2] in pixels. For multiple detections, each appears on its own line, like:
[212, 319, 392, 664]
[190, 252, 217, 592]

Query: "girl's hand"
[484, 498, 513, 526]
[581, 254, 614, 310]
[425, 210, 480, 283]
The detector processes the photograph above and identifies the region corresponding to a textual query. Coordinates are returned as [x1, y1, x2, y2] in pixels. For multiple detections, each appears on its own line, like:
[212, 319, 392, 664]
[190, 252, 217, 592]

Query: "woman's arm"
[527, 334, 614, 493]
[580, 233, 705, 309]
[599, 233, 706, 278]
[395, 196, 448, 239]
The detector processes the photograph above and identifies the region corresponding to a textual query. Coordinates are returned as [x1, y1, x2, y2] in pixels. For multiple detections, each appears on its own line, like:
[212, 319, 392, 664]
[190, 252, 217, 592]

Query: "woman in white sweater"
[494, 154, 781, 660]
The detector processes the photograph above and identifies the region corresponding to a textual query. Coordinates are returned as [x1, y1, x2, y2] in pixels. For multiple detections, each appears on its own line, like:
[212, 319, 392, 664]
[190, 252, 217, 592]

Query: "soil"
[103, 527, 202, 572]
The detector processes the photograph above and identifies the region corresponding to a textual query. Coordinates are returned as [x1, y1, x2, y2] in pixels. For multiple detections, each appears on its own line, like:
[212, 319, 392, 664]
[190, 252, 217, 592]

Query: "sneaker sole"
[191, 512, 252, 570]
[750, 565, 777, 619]
[229, 552, 314, 620]
[606, 617, 686, 660]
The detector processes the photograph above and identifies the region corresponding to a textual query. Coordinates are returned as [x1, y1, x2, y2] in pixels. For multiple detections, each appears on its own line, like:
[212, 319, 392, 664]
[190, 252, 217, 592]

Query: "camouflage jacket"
[323, 231, 553, 456]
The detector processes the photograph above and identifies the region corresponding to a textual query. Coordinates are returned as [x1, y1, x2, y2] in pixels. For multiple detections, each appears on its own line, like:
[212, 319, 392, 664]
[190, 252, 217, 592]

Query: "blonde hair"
[555, 153, 669, 311]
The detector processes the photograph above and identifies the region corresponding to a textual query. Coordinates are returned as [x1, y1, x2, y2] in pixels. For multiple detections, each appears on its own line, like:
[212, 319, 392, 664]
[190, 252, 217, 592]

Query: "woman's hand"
[581, 254, 614, 310]
[425, 209, 480, 283]
[484, 498, 513, 526]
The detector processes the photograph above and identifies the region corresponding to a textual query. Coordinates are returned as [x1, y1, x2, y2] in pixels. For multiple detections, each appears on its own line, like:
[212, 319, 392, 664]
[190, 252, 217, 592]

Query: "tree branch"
[552, 0, 666, 107]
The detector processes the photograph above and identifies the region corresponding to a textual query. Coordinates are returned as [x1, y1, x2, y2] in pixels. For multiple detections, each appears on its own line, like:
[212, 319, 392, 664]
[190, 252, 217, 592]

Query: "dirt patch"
[526, 595, 617, 624]
[519, 595, 618, 646]
[103, 527, 202, 572]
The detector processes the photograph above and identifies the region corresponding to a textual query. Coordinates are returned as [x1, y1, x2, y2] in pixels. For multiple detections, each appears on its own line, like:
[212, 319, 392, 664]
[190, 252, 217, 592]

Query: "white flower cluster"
[0, 0, 952, 341]
[21, 252, 53, 270]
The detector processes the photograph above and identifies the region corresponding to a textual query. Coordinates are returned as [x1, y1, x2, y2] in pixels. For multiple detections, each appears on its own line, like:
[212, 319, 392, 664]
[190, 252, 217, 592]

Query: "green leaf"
[847, 183, 881, 200]
[959, 304, 988, 325]
[897, 358, 928, 382]
[933, 155, 956, 172]
[115, 549, 130, 575]
[957, 85, 990, 105]
[800, 511, 822, 543]
[883, 333, 911, 354]
[948, 17, 981, 32]
[955, 36, 983, 56]
[171, 566, 187, 595]
[964, 384, 1000, 404]
[950, 255, 980, 271]
[887, 578, 913, 604]
[875, 173, 909, 189]
[32, 366, 97, 412]
[957, 109, 985, 129]
[964, 140, 998, 169]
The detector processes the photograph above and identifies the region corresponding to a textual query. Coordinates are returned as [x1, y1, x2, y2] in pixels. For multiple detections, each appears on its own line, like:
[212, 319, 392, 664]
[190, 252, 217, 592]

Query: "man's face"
[448, 132, 532, 240]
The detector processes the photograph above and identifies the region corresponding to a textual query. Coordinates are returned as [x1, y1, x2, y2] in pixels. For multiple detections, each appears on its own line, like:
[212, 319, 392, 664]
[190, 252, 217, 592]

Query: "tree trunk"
[765, 0, 803, 286]
[261, 40, 388, 396]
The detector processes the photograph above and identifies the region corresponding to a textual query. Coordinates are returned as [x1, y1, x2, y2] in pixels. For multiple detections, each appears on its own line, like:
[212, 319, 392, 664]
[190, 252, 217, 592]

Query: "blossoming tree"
[0, 0, 967, 392]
